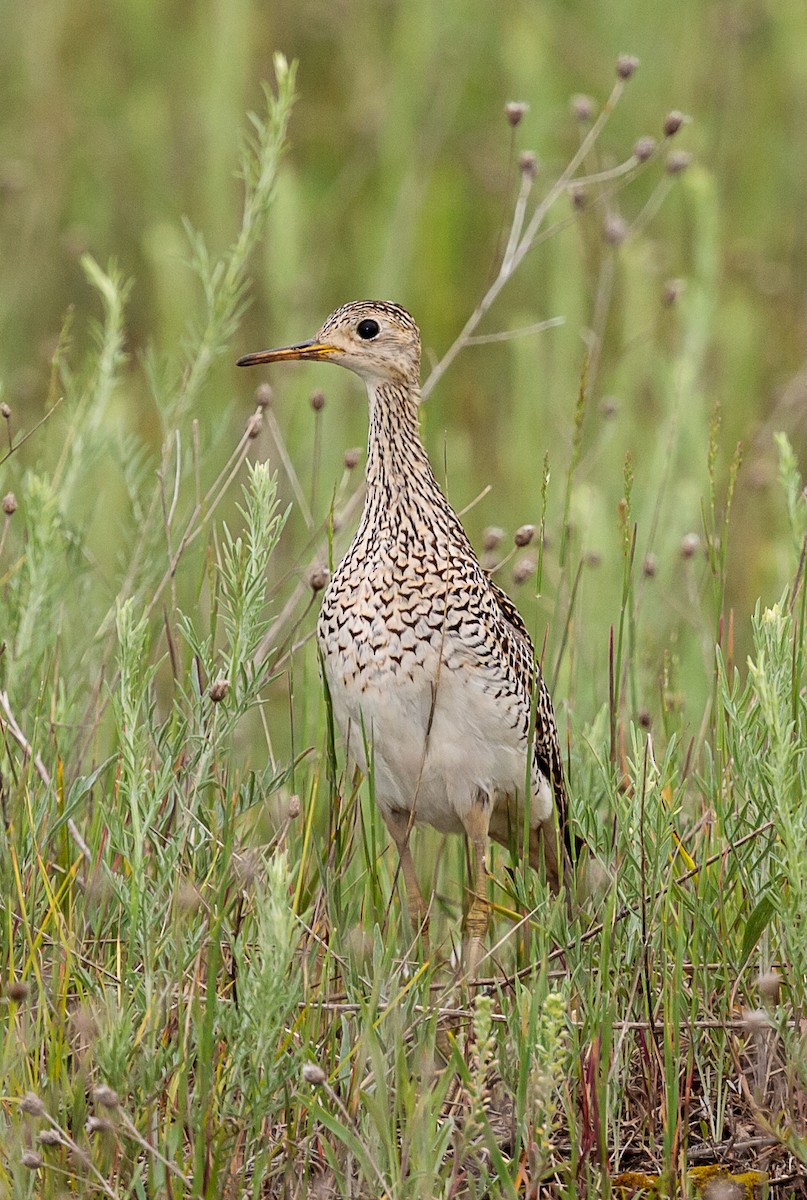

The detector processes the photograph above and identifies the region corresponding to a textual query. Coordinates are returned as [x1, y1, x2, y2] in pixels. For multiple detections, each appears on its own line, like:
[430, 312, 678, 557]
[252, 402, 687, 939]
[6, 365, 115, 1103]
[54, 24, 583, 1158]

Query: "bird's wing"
[487, 577, 570, 848]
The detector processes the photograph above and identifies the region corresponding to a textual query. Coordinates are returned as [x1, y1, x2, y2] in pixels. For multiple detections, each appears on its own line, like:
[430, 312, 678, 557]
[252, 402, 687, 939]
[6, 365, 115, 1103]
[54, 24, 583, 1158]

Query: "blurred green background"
[2, 0, 806, 733]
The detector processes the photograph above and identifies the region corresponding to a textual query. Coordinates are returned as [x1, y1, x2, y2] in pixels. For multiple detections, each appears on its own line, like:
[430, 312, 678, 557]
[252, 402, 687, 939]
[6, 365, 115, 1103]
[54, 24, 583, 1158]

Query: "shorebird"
[238, 301, 571, 972]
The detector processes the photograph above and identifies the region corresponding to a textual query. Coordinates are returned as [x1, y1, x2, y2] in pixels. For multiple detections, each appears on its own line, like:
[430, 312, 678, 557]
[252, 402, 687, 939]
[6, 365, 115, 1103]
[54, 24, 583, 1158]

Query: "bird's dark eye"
[356, 318, 380, 340]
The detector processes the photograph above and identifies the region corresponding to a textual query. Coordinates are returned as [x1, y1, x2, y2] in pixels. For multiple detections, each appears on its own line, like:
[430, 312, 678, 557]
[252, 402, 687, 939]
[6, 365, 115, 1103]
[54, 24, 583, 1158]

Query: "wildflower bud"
[6, 979, 29, 1002]
[642, 554, 657, 578]
[666, 149, 692, 175]
[633, 136, 657, 162]
[512, 554, 536, 585]
[254, 383, 273, 410]
[519, 151, 538, 180]
[21, 1150, 44, 1169]
[0, 402, 10, 419]
[209, 678, 229, 703]
[86, 1115, 113, 1135]
[245, 412, 263, 439]
[601, 397, 618, 419]
[603, 214, 628, 246]
[21, 1093, 47, 1118]
[302, 1062, 327, 1086]
[310, 389, 326, 412]
[680, 532, 700, 559]
[514, 524, 535, 547]
[94, 1085, 119, 1110]
[663, 110, 687, 137]
[663, 278, 685, 307]
[308, 566, 329, 593]
[505, 101, 529, 127]
[742, 1007, 769, 1030]
[483, 526, 504, 552]
[638, 709, 652, 730]
[38, 1129, 61, 1146]
[287, 794, 301, 819]
[585, 550, 602, 568]
[343, 447, 361, 470]
[570, 93, 594, 122]
[3, 492, 17, 515]
[756, 970, 781, 1003]
[616, 54, 639, 80]
[570, 186, 585, 210]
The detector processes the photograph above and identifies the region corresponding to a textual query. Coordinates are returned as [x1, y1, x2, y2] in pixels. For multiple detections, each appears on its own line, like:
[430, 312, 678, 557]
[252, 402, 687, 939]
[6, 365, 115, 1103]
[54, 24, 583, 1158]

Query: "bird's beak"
[236, 339, 339, 368]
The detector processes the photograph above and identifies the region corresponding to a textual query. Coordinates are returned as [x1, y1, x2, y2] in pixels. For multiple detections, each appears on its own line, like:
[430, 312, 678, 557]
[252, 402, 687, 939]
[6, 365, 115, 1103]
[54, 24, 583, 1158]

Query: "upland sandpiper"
[239, 301, 571, 972]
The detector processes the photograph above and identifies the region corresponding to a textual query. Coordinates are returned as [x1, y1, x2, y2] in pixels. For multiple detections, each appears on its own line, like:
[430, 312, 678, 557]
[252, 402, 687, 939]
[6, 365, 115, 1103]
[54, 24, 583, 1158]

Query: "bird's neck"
[363, 380, 443, 529]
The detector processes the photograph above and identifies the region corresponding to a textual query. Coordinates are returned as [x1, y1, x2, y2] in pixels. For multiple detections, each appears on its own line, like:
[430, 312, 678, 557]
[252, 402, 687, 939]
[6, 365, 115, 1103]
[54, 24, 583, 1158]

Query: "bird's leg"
[538, 814, 563, 896]
[461, 792, 492, 980]
[383, 809, 430, 951]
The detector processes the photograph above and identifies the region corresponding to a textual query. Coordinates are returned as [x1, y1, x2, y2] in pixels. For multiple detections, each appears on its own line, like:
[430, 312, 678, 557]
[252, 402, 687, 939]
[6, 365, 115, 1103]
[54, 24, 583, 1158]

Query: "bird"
[238, 300, 572, 973]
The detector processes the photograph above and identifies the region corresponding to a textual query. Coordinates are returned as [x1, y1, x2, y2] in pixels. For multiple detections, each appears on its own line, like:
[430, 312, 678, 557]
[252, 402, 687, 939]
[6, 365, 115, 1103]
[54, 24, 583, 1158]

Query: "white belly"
[321, 646, 552, 835]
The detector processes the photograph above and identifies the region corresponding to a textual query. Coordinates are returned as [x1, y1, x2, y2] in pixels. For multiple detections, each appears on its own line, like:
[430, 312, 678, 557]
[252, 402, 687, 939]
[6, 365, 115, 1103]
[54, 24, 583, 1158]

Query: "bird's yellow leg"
[383, 809, 430, 952]
[461, 796, 492, 980]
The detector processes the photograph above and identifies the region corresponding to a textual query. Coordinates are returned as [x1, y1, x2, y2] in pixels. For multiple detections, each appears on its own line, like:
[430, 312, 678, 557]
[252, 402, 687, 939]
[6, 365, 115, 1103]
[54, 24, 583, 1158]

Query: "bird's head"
[237, 300, 421, 389]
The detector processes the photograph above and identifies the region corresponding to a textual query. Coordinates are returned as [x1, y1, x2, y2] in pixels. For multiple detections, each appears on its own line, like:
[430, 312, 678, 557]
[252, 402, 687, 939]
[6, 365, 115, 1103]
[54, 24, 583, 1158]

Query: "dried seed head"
[483, 526, 504, 552]
[174, 879, 202, 913]
[680, 532, 701, 559]
[756, 970, 781, 1004]
[302, 1062, 327, 1086]
[570, 93, 594, 123]
[616, 53, 639, 80]
[512, 553, 537, 585]
[70, 1004, 99, 1045]
[505, 101, 529, 127]
[21, 1150, 44, 1170]
[666, 149, 692, 175]
[742, 1007, 769, 1031]
[518, 150, 538, 180]
[208, 677, 230, 703]
[310, 389, 326, 412]
[603, 214, 628, 246]
[20, 1092, 47, 1118]
[343, 446, 361, 470]
[38, 1129, 61, 1146]
[86, 1115, 113, 1135]
[3, 492, 17, 515]
[0, 402, 10, 419]
[514, 524, 535, 547]
[245, 412, 263, 439]
[633, 136, 657, 162]
[6, 979, 29, 1002]
[232, 849, 260, 888]
[308, 565, 329, 593]
[94, 1084, 120, 1110]
[643, 553, 657, 578]
[663, 110, 687, 137]
[287, 794, 301, 820]
[638, 709, 652, 730]
[254, 383, 273, 410]
[663, 278, 685, 306]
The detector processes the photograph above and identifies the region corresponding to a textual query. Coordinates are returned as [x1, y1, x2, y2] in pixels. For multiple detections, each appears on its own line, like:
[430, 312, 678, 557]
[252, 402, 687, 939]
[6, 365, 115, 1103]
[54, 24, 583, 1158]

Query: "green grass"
[2, 6, 807, 1197]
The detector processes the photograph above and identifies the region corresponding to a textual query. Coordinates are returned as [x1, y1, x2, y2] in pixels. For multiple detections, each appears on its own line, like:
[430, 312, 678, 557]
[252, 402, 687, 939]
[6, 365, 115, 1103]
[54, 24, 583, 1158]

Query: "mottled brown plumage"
[239, 300, 570, 971]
